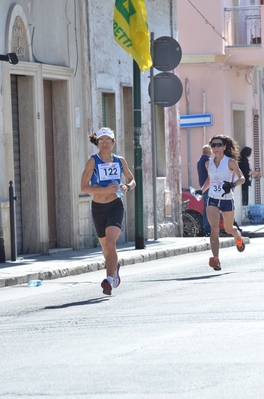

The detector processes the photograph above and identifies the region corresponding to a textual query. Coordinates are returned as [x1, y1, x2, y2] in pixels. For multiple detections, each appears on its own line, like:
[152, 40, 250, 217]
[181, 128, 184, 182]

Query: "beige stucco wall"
[0, 0, 183, 259]
[0, 1, 84, 258]
[84, 0, 182, 240]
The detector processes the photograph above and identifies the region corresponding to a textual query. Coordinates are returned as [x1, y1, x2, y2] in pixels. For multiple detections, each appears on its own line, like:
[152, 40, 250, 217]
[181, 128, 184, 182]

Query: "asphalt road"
[0, 238, 264, 399]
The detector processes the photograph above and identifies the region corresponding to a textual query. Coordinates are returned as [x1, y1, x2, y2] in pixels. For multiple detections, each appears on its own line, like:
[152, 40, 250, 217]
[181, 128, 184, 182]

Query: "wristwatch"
[125, 184, 130, 191]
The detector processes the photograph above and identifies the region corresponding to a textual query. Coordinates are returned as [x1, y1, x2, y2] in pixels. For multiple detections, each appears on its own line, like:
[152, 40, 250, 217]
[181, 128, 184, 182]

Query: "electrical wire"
[65, 0, 79, 76]
[65, 0, 71, 67]
[31, 26, 42, 63]
[73, 0, 79, 76]
[187, 0, 227, 42]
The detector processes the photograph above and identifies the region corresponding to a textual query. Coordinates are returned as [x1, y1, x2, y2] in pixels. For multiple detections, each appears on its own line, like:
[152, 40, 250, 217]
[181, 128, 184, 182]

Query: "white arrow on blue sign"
[180, 113, 212, 128]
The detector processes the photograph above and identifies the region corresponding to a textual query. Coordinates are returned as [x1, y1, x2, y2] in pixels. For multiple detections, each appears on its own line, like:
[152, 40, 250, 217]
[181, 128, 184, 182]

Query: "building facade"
[0, 0, 182, 261]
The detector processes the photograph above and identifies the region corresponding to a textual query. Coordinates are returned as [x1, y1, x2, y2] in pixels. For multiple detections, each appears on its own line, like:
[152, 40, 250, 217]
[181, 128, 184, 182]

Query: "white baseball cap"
[97, 128, 115, 139]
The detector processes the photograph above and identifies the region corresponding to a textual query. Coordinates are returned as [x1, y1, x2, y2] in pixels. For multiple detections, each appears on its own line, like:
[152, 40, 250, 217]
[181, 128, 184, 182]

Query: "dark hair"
[209, 135, 240, 161]
[88, 132, 98, 146]
[88, 129, 115, 147]
[240, 146, 252, 158]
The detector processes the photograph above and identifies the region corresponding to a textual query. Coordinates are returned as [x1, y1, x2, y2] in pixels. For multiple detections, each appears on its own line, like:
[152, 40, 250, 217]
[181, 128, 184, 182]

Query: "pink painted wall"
[177, 0, 262, 193]
[178, 0, 225, 55]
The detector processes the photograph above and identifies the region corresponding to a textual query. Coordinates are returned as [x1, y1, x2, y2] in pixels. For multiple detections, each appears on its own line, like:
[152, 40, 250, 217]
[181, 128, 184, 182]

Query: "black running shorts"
[91, 198, 124, 238]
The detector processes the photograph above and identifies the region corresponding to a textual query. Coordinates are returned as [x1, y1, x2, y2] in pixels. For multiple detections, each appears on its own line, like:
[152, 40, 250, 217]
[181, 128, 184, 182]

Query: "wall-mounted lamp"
[0, 53, 19, 65]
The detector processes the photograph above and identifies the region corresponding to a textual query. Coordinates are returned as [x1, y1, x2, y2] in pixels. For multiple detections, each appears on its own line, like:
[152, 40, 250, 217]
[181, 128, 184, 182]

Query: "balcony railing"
[225, 6, 261, 46]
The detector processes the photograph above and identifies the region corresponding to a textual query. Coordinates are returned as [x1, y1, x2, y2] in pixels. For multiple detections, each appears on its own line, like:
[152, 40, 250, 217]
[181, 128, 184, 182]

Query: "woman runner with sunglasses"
[198, 135, 245, 270]
[81, 128, 136, 295]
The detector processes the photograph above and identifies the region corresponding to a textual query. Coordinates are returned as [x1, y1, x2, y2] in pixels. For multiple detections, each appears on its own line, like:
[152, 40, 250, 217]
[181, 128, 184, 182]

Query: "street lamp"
[0, 53, 19, 65]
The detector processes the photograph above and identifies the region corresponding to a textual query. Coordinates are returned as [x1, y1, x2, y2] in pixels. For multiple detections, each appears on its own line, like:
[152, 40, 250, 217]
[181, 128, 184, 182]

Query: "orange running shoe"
[209, 256, 221, 271]
[235, 235, 245, 252]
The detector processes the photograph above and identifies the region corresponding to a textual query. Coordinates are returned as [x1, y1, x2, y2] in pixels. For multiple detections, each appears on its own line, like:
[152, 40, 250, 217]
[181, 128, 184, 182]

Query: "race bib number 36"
[98, 162, 121, 181]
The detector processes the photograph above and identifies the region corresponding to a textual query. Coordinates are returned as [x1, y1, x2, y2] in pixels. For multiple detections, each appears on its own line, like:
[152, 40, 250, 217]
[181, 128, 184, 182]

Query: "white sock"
[107, 276, 113, 285]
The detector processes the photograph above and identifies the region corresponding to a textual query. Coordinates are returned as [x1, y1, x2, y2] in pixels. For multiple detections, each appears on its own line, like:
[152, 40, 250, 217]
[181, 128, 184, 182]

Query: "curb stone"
[0, 237, 250, 287]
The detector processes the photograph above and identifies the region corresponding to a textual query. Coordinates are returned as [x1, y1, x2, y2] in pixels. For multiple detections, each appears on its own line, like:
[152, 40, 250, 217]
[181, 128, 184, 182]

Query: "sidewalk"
[1, 223, 260, 287]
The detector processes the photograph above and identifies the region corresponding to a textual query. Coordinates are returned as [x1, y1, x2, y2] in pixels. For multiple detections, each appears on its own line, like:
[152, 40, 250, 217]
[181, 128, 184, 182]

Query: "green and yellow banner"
[113, 0, 152, 72]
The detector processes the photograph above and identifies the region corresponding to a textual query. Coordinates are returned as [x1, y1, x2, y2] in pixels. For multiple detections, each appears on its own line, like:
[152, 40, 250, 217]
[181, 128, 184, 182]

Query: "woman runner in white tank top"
[200, 135, 245, 271]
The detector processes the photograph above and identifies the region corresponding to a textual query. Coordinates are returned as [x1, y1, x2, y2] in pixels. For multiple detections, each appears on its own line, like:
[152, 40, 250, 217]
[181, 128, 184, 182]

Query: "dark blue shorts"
[207, 197, 235, 212]
[92, 198, 124, 238]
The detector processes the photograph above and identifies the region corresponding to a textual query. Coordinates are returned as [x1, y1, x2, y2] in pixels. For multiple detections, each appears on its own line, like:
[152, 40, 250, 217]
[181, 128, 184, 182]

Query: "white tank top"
[208, 155, 234, 200]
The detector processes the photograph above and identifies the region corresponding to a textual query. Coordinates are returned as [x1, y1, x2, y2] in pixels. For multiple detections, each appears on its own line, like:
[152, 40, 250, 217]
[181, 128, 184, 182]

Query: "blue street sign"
[180, 113, 212, 128]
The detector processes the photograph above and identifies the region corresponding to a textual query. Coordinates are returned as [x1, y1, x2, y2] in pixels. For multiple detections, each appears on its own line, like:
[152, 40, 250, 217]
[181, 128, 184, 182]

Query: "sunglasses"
[211, 142, 223, 148]
[98, 138, 113, 144]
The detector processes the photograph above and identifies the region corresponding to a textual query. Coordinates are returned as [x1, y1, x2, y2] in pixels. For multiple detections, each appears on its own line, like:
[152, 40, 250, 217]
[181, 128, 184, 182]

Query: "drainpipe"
[185, 78, 192, 187]
[259, 68, 264, 199]
[203, 91, 207, 145]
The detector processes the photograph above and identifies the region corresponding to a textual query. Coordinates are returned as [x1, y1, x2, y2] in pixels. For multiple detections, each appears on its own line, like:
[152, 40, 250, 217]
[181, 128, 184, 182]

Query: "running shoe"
[209, 256, 221, 271]
[235, 235, 245, 252]
[101, 279, 112, 295]
[113, 262, 121, 288]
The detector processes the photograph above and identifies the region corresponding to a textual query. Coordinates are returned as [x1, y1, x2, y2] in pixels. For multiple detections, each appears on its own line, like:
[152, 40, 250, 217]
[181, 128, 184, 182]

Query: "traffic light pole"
[133, 35, 182, 247]
[150, 32, 158, 240]
[133, 61, 145, 249]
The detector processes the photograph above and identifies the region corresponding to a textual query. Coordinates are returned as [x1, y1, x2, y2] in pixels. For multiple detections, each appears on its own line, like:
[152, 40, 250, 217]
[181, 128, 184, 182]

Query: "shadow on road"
[176, 272, 234, 281]
[143, 272, 235, 283]
[44, 297, 109, 309]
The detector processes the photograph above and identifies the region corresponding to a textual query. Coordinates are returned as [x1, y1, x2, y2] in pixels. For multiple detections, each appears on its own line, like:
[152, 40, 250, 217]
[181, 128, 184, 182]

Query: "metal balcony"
[225, 6, 261, 46]
[224, 6, 264, 66]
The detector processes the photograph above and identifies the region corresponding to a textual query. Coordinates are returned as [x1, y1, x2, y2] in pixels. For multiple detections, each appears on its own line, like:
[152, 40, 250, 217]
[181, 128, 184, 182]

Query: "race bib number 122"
[98, 162, 121, 181]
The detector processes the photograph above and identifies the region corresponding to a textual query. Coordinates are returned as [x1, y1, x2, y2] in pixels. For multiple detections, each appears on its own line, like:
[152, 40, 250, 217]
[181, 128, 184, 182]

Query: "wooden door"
[10, 75, 23, 254]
